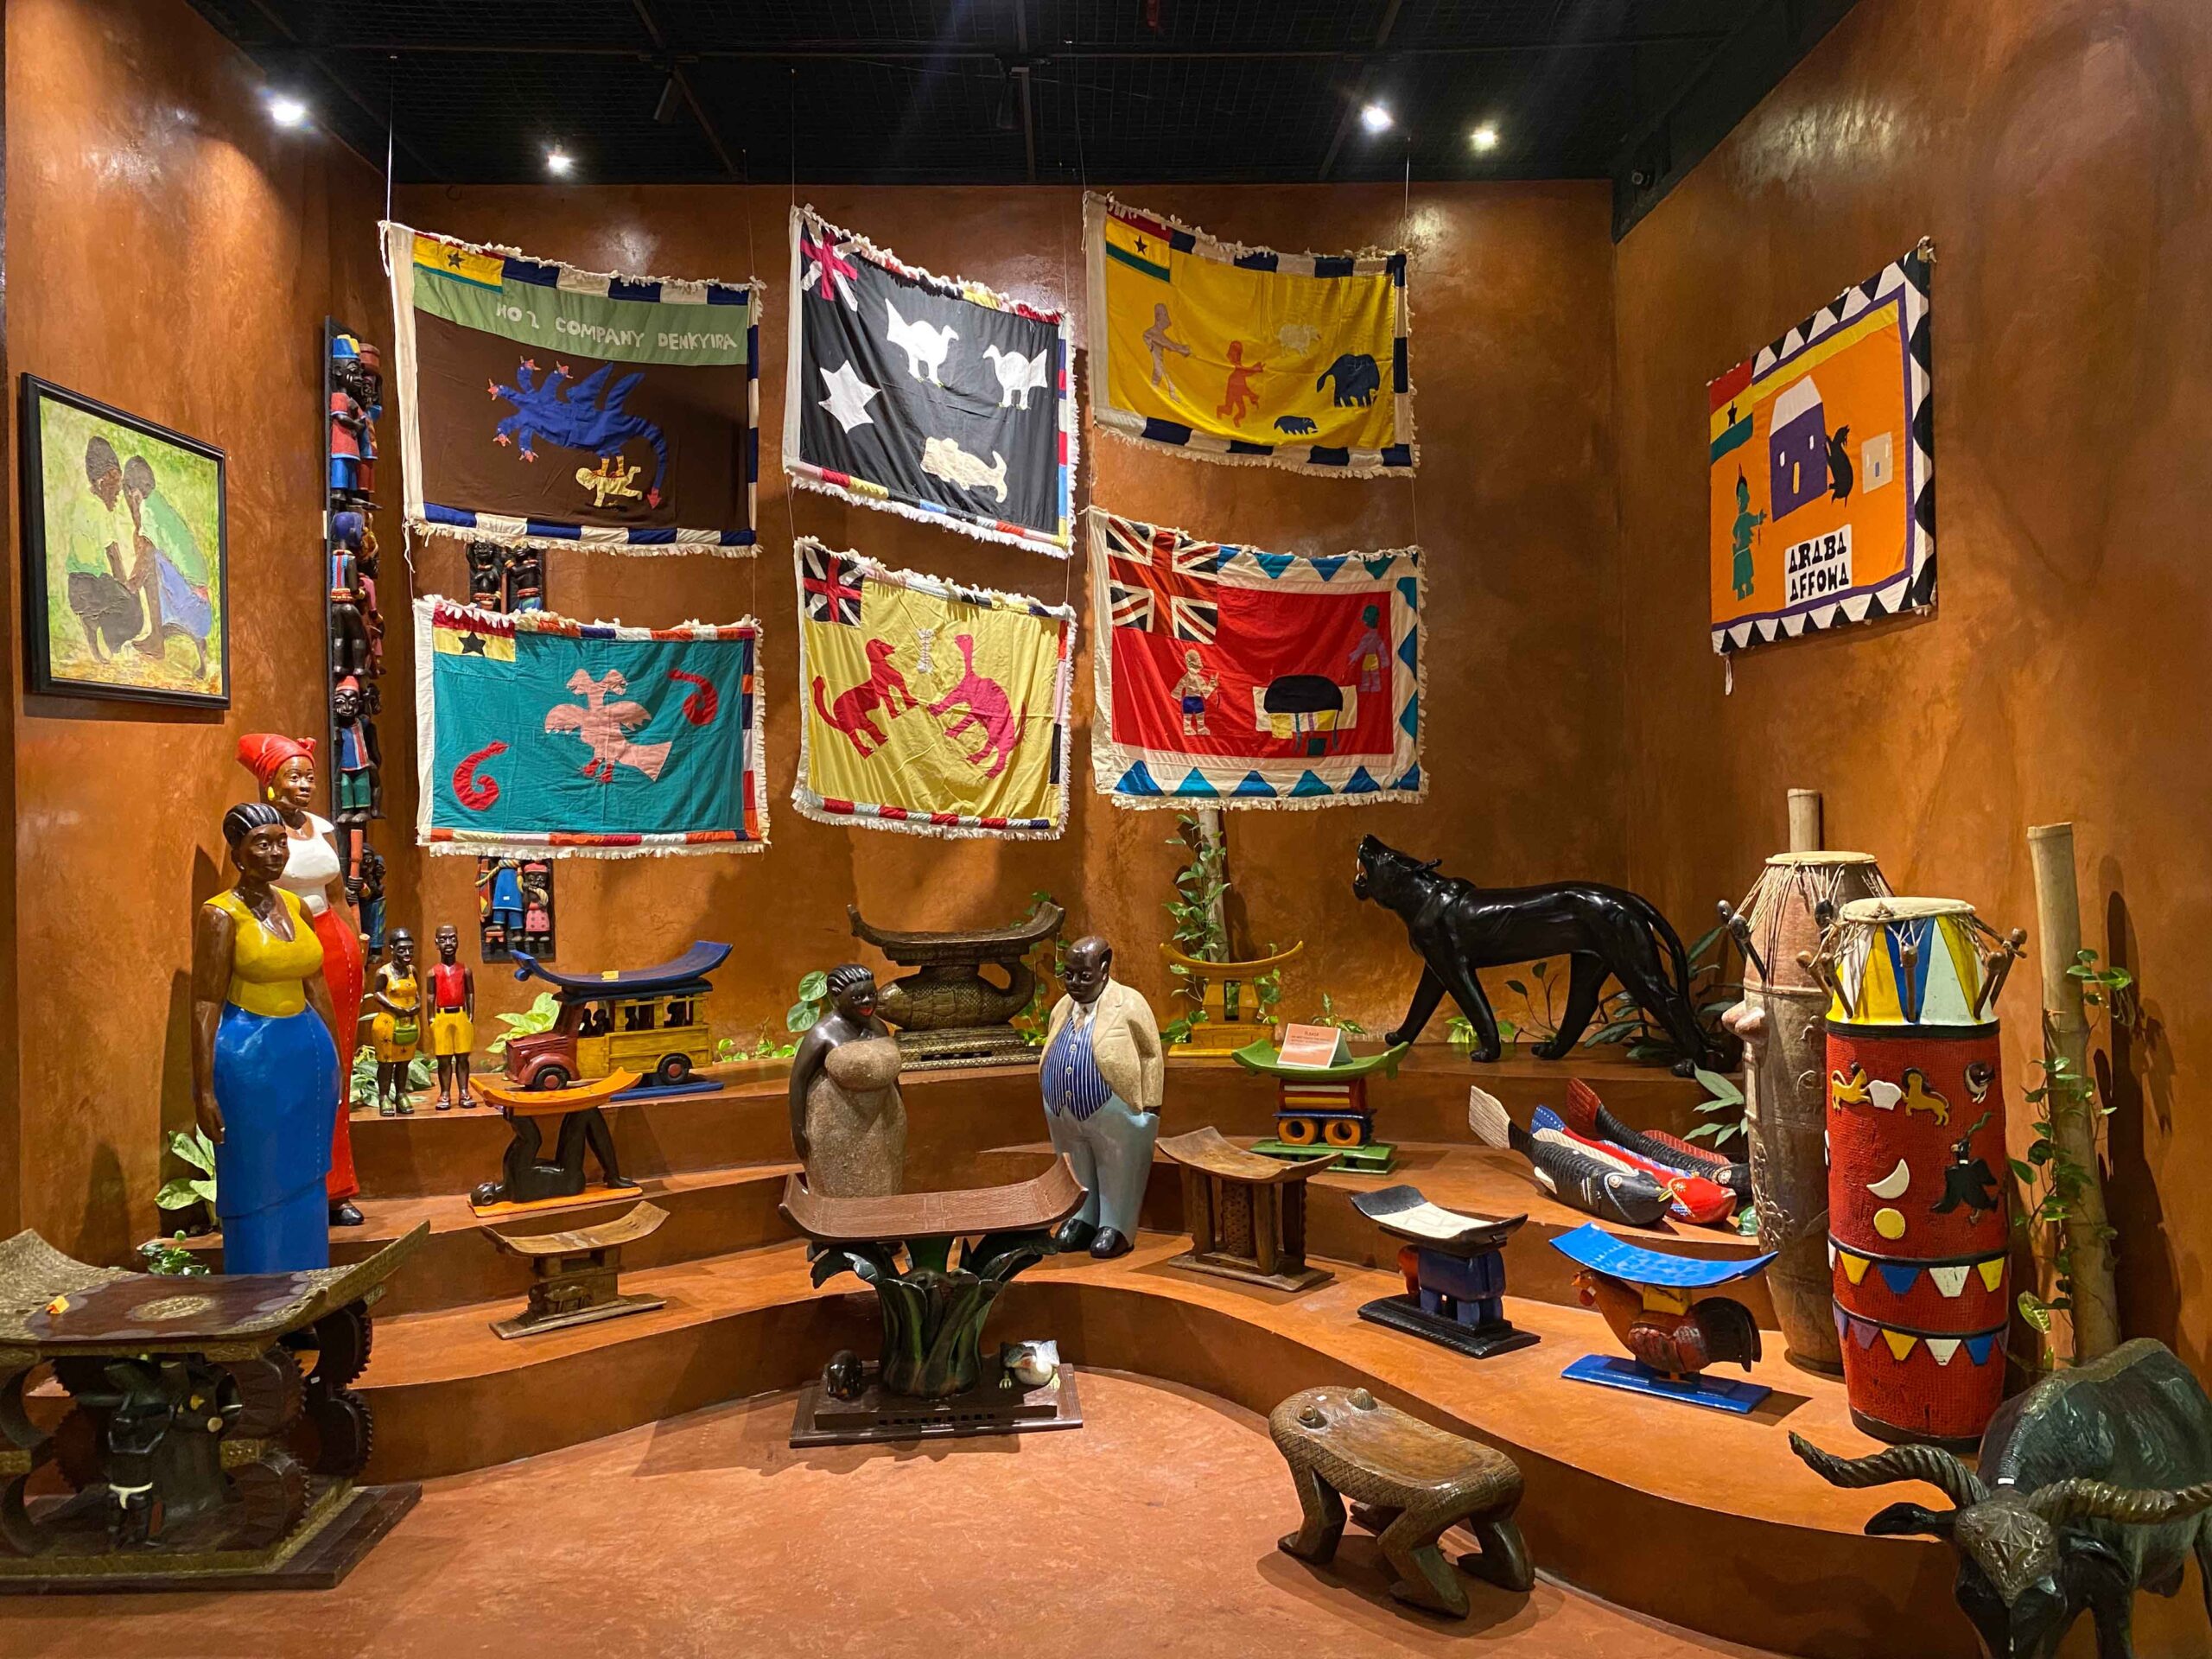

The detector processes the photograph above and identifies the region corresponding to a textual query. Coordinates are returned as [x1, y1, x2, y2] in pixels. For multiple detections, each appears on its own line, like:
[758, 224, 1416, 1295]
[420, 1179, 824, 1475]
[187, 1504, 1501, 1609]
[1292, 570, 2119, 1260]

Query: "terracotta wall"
[2, 0, 389, 1258]
[385, 181, 1630, 1054]
[1612, 0, 2212, 1363]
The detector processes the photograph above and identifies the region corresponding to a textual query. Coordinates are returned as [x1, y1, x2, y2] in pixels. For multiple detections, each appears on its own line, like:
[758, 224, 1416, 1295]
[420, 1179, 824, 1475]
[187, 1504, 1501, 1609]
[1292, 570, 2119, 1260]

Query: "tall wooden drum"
[1722, 851, 1891, 1375]
[1820, 897, 2019, 1449]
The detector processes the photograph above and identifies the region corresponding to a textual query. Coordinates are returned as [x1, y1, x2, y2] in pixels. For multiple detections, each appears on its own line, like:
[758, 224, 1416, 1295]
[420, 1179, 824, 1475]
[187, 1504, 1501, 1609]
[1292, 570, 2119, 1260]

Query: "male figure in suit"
[1040, 935, 1164, 1259]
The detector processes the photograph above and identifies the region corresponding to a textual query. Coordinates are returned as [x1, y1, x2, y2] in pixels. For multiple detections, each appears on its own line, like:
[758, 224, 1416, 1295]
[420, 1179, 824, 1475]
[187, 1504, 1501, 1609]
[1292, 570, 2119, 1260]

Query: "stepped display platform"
[332, 1045, 1710, 1200]
[178, 1041, 2176, 1659]
[346, 1230, 1967, 1659]
[976, 1135, 1781, 1329]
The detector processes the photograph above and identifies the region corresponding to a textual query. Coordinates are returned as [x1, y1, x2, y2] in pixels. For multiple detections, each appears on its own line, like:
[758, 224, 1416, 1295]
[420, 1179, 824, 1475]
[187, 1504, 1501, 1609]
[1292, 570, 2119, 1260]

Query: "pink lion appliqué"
[925, 633, 1027, 781]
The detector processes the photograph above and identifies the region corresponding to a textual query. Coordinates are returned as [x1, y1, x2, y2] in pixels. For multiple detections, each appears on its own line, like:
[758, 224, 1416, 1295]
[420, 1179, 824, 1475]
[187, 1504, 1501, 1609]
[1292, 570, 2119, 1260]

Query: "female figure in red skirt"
[236, 734, 365, 1226]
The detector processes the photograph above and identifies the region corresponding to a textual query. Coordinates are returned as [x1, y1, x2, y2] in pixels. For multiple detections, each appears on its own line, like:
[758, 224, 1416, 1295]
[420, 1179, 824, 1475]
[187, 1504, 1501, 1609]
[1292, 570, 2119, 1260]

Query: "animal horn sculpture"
[1787, 1432, 1989, 1508]
[2028, 1478, 2212, 1527]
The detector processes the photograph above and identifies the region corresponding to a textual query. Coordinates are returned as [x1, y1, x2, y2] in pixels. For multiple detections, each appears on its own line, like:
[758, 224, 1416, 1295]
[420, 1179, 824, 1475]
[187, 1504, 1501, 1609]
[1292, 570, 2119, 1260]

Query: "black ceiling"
[190, 1, 1855, 232]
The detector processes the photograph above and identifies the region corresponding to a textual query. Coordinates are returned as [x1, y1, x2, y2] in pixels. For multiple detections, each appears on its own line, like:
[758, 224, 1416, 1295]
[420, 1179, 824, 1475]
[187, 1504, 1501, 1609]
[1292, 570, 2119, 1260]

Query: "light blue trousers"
[1045, 1095, 1158, 1238]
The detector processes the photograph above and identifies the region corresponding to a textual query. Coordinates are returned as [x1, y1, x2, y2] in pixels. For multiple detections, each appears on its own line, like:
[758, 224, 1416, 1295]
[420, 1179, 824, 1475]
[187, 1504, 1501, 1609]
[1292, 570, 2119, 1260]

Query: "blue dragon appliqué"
[489, 359, 671, 508]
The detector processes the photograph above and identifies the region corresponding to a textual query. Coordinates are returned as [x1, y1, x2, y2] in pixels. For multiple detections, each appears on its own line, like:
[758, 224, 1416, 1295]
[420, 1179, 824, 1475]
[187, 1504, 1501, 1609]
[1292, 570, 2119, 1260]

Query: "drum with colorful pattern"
[1819, 896, 2020, 1448]
[1722, 849, 1892, 1376]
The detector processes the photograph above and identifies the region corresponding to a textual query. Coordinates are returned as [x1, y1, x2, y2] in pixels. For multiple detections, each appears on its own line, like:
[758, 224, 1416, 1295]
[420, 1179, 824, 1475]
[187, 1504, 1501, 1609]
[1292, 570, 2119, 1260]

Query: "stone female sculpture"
[788, 964, 906, 1198]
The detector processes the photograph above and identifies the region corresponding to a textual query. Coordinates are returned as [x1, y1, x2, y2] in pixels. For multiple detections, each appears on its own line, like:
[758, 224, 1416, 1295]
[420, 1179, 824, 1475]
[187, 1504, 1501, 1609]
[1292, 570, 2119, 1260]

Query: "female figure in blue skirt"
[190, 803, 340, 1274]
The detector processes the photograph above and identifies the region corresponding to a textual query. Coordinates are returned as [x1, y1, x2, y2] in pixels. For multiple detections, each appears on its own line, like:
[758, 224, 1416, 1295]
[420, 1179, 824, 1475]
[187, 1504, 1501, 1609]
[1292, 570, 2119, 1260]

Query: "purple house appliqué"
[1767, 376, 1827, 519]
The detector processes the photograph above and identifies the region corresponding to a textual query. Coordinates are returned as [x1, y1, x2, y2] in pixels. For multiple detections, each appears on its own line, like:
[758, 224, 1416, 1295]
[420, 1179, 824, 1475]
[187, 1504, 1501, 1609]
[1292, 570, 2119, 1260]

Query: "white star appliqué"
[817, 360, 880, 435]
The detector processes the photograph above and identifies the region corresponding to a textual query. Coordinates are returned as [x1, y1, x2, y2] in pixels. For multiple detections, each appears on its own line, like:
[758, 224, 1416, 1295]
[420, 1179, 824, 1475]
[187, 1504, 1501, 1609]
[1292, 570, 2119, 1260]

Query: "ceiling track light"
[545, 149, 575, 176]
[1359, 102, 1393, 135]
[266, 92, 308, 129]
[1470, 124, 1499, 152]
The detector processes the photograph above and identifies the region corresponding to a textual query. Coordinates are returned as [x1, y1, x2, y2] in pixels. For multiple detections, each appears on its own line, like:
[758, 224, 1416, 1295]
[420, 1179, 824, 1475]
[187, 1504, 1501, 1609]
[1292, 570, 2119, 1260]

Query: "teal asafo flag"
[415, 596, 766, 857]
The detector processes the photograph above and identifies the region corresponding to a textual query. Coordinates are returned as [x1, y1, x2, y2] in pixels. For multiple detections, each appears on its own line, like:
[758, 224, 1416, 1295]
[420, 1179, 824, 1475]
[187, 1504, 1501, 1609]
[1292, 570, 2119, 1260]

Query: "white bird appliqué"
[982, 343, 1051, 410]
[885, 299, 958, 384]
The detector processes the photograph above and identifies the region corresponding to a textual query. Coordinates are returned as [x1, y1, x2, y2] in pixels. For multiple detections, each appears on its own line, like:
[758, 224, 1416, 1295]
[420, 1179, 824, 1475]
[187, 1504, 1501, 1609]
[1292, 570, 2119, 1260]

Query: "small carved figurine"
[429, 923, 476, 1111]
[823, 1349, 866, 1402]
[330, 677, 378, 827]
[503, 543, 544, 613]
[102, 1361, 176, 1548]
[465, 539, 505, 608]
[327, 336, 369, 500]
[327, 510, 372, 682]
[367, 928, 421, 1116]
[1039, 936, 1164, 1259]
[352, 845, 387, 957]
[354, 339, 385, 418]
[788, 965, 906, 1197]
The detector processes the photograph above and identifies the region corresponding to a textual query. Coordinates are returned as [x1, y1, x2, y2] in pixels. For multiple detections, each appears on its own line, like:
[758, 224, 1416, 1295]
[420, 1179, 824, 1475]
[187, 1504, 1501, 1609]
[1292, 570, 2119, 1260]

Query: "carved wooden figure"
[0, 1225, 425, 1587]
[1269, 1384, 1534, 1618]
[480, 1202, 668, 1338]
[1351, 1185, 1537, 1359]
[1353, 835, 1734, 1077]
[1157, 1127, 1332, 1292]
[1794, 1339, 2212, 1659]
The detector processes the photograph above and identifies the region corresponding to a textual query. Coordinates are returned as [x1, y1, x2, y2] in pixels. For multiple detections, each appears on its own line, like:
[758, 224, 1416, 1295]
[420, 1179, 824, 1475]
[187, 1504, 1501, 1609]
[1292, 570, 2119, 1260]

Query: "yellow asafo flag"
[1091, 199, 1403, 455]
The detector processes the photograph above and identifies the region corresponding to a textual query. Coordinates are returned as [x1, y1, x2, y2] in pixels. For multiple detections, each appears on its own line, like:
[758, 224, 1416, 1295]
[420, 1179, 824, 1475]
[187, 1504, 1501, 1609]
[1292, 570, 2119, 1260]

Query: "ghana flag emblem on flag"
[1103, 210, 1173, 283]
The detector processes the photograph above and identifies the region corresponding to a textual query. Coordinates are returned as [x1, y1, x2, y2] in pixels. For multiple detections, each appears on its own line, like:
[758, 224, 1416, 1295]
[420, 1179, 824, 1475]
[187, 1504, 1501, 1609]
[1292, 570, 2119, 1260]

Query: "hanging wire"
[1061, 19, 1090, 614]
[1401, 146, 1421, 552]
[781, 67, 803, 590]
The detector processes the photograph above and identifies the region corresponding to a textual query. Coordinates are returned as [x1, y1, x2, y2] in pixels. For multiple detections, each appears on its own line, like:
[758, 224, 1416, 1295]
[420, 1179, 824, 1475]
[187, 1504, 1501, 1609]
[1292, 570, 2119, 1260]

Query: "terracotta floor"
[0, 1372, 1778, 1659]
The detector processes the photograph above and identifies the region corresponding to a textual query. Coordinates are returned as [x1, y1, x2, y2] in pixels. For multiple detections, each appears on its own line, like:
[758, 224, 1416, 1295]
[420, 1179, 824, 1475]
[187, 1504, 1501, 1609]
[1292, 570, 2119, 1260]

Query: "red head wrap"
[235, 732, 316, 790]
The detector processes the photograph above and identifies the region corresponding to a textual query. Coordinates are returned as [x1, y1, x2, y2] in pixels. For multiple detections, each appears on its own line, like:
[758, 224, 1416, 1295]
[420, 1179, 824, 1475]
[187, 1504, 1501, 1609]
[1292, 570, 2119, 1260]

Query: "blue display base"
[1560, 1354, 1770, 1415]
[610, 1076, 724, 1103]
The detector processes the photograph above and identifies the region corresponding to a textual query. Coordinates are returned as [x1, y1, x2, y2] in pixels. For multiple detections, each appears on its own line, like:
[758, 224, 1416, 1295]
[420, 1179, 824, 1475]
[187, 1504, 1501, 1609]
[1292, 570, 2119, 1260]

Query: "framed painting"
[18, 374, 229, 707]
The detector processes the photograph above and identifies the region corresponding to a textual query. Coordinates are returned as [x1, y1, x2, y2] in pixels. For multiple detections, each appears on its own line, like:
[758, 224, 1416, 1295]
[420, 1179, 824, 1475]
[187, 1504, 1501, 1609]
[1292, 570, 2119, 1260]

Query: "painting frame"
[18, 373, 231, 709]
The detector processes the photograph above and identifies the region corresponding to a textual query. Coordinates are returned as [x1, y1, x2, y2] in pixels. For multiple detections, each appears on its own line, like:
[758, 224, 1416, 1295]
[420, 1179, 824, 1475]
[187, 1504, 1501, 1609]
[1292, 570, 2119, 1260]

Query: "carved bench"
[1268, 1384, 1533, 1618]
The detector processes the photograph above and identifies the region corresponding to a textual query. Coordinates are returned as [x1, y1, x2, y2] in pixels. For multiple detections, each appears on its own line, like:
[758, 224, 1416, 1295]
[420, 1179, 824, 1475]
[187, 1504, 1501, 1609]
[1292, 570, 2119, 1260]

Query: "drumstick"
[1798, 948, 1853, 1017]
[1900, 937, 1923, 1022]
[1717, 900, 1768, 982]
[1973, 927, 2028, 1019]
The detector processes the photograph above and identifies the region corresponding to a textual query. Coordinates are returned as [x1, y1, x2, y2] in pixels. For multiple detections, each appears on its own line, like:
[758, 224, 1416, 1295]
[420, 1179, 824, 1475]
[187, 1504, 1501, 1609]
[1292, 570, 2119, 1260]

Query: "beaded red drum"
[1817, 896, 2024, 1449]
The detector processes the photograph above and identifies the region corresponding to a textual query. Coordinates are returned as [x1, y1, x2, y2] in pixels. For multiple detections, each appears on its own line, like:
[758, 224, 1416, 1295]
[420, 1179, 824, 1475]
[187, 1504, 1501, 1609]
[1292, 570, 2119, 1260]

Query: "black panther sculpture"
[1351, 836, 1733, 1077]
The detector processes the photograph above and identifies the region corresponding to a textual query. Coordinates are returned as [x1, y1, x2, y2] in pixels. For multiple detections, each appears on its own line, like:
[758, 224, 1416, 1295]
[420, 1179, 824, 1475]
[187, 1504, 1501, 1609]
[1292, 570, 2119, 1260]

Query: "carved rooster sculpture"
[1572, 1268, 1762, 1382]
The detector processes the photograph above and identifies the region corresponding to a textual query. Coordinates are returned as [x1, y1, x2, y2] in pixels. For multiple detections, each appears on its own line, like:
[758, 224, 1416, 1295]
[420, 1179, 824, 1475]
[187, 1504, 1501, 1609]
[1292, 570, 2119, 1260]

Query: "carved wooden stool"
[479, 1201, 667, 1338]
[1268, 1384, 1533, 1617]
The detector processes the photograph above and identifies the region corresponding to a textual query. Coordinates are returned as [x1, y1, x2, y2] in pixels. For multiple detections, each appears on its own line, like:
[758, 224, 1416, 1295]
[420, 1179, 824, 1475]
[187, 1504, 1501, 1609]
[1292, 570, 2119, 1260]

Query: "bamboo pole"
[1787, 789, 1823, 853]
[2026, 821, 2121, 1362]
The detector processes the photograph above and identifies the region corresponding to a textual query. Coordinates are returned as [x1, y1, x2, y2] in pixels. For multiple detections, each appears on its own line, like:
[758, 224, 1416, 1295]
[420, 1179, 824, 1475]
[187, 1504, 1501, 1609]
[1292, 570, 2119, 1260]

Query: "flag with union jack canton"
[1087, 508, 1424, 808]
[793, 540, 1077, 839]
